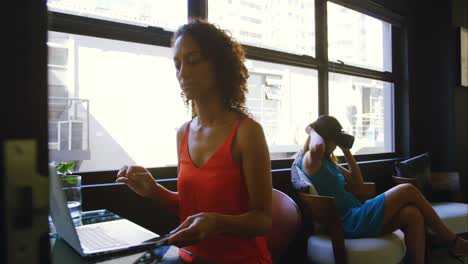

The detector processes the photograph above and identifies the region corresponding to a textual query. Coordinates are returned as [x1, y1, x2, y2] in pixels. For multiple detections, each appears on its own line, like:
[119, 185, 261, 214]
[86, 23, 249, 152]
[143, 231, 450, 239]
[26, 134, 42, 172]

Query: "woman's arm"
[302, 127, 326, 176]
[146, 122, 191, 213]
[116, 123, 186, 215]
[144, 176, 179, 215]
[176, 122, 188, 176]
[214, 118, 272, 236]
[140, 123, 189, 214]
[337, 147, 363, 184]
[116, 165, 179, 214]
[133, 123, 189, 213]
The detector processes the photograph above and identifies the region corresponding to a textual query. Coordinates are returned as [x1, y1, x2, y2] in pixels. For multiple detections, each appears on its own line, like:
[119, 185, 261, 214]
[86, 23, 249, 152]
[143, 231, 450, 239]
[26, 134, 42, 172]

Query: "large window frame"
[47, 0, 405, 181]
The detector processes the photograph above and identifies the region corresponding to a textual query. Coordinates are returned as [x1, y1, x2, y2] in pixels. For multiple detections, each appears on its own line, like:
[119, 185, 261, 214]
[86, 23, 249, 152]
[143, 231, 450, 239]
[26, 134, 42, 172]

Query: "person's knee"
[400, 205, 424, 226]
[398, 183, 421, 199]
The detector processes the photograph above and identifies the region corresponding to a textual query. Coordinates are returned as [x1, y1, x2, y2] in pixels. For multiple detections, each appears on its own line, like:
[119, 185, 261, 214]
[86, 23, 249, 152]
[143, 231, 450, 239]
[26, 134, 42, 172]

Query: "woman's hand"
[116, 165, 158, 198]
[338, 144, 351, 153]
[336, 147, 364, 184]
[168, 213, 219, 247]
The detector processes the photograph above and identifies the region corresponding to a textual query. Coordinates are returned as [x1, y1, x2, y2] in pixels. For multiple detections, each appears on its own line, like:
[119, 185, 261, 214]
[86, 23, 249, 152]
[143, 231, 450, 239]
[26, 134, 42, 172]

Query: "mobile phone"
[133, 234, 171, 264]
[133, 245, 171, 264]
[142, 234, 170, 247]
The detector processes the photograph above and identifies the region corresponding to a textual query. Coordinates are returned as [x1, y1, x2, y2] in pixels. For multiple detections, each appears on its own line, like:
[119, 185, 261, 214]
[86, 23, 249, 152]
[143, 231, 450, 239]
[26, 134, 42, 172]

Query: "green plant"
[55, 161, 80, 185]
[55, 161, 75, 175]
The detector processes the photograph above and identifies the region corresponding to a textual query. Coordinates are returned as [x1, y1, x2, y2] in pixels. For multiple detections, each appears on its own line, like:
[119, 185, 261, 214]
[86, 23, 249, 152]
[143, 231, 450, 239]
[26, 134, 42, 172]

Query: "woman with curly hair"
[116, 19, 273, 264]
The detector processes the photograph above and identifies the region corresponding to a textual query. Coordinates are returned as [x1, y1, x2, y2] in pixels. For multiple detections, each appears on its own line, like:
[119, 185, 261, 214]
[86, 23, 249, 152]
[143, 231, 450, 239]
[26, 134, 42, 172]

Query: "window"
[328, 2, 392, 72]
[47, 34, 91, 163]
[48, 31, 191, 172]
[327, 3, 395, 155]
[245, 60, 318, 158]
[329, 73, 394, 155]
[48, 0, 401, 174]
[209, 0, 317, 160]
[209, 0, 315, 56]
[47, 0, 186, 30]
[209, 0, 397, 158]
[460, 27, 468, 87]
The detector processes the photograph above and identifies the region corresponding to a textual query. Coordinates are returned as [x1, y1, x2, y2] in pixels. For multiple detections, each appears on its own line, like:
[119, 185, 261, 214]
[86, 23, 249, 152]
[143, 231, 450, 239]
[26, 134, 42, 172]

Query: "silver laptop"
[49, 165, 164, 258]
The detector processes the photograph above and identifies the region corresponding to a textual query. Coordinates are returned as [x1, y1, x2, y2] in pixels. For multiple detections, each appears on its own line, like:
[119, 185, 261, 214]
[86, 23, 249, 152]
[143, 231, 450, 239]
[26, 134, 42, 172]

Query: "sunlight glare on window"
[47, 0, 187, 30]
[328, 73, 394, 155]
[47, 31, 191, 172]
[328, 2, 392, 72]
[245, 60, 318, 159]
[209, 0, 315, 56]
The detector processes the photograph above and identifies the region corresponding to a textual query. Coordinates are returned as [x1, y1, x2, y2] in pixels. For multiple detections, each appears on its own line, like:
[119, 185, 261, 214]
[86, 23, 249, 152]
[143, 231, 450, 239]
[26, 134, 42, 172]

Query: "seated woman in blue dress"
[297, 115, 468, 264]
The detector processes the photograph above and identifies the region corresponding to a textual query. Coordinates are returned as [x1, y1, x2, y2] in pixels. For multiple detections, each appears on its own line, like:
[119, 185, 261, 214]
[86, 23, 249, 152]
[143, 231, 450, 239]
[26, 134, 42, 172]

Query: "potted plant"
[55, 161, 81, 186]
[55, 161, 76, 176]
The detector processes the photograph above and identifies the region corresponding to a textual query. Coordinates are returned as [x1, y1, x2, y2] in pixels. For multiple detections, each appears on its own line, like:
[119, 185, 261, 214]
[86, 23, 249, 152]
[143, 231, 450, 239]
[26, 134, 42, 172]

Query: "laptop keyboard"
[77, 226, 127, 251]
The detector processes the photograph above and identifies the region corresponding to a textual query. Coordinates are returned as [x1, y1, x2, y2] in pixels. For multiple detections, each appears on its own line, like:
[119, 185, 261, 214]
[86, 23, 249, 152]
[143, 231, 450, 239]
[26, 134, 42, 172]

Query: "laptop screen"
[49, 165, 83, 253]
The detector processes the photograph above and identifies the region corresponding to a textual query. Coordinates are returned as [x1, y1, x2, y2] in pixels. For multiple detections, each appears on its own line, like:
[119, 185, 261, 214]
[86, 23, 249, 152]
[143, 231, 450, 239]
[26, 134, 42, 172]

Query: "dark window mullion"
[48, 11, 174, 47]
[316, 0, 329, 115]
[327, 0, 403, 27]
[243, 44, 317, 69]
[392, 25, 409, 157]
[189, 0, 208, 20]
[328, 62, 394, 82]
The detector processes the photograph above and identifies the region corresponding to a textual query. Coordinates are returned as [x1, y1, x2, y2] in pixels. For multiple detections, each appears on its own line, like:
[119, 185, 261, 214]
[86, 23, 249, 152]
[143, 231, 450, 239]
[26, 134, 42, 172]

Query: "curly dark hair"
[172, 19, 249, 116]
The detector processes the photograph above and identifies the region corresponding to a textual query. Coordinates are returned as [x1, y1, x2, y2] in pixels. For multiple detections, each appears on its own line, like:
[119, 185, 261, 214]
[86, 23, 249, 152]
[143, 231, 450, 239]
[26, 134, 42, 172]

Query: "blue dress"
[298, 157, 386, 238]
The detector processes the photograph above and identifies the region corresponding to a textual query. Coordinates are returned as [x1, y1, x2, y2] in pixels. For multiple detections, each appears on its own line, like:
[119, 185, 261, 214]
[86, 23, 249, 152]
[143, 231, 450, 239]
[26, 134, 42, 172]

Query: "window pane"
[209, 0, 315, 56]
[245, 60, 318, 159]
[329, 73, 394, 155]
[48, 31, 190, 172]
[328, 2, 392, 72]
[47, 0, 186, 31]
[461, 27, 468, 86]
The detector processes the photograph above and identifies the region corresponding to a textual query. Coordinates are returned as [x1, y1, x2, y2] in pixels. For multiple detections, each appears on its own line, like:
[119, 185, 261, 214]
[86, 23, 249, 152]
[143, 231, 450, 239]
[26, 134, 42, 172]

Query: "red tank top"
[177, 118, 272, 264]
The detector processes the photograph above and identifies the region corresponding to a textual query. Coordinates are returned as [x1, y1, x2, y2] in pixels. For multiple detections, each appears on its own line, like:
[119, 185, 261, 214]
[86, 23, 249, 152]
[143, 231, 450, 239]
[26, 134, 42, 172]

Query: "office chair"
[266, 189, 302, 263]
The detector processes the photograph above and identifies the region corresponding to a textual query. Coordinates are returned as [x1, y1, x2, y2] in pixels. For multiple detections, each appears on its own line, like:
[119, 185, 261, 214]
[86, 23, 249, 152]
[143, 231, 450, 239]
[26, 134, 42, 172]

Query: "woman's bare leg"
[382, 183, 454, 242]
[381, 205, 425, 264]
[381, 183, 468, 256]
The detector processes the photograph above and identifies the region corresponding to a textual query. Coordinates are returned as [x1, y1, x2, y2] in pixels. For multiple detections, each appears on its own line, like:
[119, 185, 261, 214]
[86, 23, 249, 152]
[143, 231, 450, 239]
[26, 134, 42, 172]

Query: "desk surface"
[51, 238, 182, 264]
[50, 210, 211, 264]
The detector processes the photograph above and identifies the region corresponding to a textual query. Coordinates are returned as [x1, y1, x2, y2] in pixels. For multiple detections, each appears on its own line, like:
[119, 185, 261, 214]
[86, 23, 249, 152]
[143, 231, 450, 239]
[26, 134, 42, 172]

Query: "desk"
[50, 210, 210, 264]
[51, 238, 182, 264]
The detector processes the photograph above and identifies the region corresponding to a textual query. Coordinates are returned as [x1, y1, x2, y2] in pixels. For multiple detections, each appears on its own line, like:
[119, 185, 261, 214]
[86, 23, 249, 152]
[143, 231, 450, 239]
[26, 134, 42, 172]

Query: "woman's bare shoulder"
[237, 116, 264, 138]
[176, 121, 190, 141]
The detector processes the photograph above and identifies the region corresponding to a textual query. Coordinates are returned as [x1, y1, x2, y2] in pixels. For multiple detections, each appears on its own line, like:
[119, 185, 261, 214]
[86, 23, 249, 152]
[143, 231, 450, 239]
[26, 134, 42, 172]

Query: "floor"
[427, 233, 468, 264]
[430, 247, 468, 264]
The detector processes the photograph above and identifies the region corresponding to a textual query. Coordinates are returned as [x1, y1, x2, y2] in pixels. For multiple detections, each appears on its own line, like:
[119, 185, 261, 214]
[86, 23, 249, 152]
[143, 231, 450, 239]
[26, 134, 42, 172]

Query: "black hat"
[311, 115, 355, 149]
